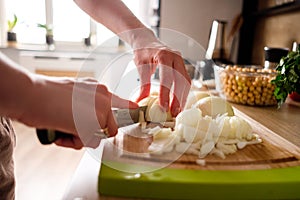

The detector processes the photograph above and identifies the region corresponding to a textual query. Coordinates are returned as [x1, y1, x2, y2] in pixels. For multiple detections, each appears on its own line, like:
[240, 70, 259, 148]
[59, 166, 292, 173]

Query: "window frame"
[0, 0, 158, 47]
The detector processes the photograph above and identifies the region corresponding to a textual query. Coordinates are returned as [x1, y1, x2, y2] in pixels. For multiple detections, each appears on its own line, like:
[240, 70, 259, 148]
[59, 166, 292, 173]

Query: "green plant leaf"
[7, 14, 18, 32]
[37, 23, 53, 35]
[272, 46, 300, 107]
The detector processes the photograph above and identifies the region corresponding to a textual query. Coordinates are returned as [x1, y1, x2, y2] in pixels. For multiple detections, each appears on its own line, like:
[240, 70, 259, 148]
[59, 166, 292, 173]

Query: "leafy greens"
[271, 47, 300, 107]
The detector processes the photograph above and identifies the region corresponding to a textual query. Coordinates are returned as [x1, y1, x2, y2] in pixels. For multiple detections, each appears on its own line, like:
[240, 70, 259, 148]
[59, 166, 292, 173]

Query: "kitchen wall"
[252, 6, 300, 64]
[159, 0, 242, 62]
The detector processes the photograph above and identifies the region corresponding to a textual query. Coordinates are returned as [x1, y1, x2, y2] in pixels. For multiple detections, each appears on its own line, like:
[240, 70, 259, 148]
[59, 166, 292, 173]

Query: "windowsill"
[0, 42, 131, 55]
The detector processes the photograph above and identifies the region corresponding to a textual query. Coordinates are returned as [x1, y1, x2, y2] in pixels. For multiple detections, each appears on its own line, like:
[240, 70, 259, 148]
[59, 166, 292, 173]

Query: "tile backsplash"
[251, 8, 300, 65]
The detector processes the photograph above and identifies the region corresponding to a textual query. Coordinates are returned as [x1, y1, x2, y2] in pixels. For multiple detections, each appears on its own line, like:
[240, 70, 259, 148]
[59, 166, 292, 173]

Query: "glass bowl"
[214, 64, 277, 106]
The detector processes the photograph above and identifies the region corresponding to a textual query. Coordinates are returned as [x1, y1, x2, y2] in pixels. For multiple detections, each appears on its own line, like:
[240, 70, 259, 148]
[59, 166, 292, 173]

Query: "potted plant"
[37, 23, 54, 45]
[84, 36, 91, 47]
[7, 14, 18, 43]
[272, 46, 300, 107]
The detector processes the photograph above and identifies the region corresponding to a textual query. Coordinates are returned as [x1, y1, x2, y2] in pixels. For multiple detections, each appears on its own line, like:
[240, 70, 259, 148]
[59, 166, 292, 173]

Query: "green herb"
[271, 47, 300, 107]
[37, 23, 53, 36]
[7, 14, 17, 32]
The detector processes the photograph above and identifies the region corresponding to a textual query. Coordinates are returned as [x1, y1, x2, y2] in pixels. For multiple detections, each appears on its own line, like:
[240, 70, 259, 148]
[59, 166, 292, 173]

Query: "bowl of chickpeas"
[214, 64, 277, 106]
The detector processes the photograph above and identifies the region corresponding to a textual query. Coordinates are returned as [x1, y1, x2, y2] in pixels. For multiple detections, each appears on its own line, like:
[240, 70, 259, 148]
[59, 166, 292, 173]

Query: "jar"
[264, 47, 289, 69]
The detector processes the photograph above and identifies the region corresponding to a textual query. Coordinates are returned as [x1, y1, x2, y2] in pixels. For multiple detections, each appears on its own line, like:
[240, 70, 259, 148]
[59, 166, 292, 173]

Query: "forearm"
[0, 53, 75, 132]
[74, 0, 191, 115]
[18, 76, 76, 133]
[0, 53, 35, 120]
[74, 0, 158, 48]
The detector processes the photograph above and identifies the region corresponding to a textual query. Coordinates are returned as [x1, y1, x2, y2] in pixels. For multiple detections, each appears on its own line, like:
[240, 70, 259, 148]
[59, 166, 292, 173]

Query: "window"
[96, 0, 142, 46]
[1, 0, 155, 46]
[5, 0, 45, 44]
[52, 0, 90, 42]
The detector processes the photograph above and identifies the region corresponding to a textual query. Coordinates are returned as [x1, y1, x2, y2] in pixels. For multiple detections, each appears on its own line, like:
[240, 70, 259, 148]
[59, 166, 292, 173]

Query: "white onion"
[199, 141, 215, 158]
[185, 91, 210, 109]
[176, 107, 202, 127]
[182, 125, 200, 143]
[193, 96, 234, 118]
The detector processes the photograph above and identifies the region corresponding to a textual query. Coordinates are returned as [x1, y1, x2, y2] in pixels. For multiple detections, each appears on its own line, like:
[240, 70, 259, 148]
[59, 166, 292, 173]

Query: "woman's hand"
[134, 41, 191, 117]
[18, 76, 138, 149]
[73, 0, 191, 117]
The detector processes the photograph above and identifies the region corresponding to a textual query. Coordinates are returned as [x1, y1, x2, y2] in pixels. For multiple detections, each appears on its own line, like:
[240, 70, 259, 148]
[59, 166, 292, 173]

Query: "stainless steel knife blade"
[113, 106, 147, 128]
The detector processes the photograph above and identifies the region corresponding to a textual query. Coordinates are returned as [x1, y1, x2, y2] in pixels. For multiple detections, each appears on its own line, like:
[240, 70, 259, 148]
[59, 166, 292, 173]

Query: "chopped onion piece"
[199, 141, 215, 158]
[196, 159, 206, 166]
[175, 142, 199, 155]
[210, 148, 226, 159]
[216, 143, 237, 154]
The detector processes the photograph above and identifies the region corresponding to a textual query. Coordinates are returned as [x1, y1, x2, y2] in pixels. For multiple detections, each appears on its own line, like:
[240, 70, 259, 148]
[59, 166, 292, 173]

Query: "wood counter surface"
[63, 99, 300, 200]
[233, 99, 300, 146]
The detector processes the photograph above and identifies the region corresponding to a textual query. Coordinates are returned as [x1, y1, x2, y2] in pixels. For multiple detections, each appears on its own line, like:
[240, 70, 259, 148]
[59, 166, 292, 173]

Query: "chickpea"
[218, 65, 276, 106]
[238, 93, 243, 98]
[253, 90, 259, 96]
[234, 95, 240, 103]
[256, 87, 262, 92]
[230, 91, 235, 97]
[241, 100, 247, 105]
[246, 80, 252, 87]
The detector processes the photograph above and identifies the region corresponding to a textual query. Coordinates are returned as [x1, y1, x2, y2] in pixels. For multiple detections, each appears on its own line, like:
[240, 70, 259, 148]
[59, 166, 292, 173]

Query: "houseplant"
[272, 46, 300, 107]
[37, 23, 54, 45]
[7, 14, 18, 43]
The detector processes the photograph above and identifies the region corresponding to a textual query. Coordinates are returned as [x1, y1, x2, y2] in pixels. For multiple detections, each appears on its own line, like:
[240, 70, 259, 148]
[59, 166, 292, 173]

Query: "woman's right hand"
[18, 76, 138, 149]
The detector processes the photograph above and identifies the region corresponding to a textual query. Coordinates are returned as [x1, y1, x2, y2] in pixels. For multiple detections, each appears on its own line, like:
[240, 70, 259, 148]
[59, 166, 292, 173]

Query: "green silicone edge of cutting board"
[98, 161, 300, 200]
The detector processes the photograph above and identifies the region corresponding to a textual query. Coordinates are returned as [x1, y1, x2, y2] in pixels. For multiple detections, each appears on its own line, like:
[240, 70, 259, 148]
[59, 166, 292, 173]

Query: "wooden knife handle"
[36, 129, 72, 144]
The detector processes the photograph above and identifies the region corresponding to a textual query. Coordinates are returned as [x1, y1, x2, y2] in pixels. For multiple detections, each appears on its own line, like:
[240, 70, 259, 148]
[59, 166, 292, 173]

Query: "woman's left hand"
[134, 42, 191, 117]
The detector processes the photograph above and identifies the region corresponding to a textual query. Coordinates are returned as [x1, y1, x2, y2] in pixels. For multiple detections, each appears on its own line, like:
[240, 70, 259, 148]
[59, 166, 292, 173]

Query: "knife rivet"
[95, 128, 110, 138]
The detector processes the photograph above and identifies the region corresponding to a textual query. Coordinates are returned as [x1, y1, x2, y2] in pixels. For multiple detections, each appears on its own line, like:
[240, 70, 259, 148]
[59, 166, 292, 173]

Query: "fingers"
[97, 87, 139, 139]
[135, 64, 152, 103]
[171, 57, 191, 116]
[156, 49, 188, 114]
[134, 46, 191, 117]
[159, 62, 174, 111]
[106, 110, 118, 137]
[136, 83, 151, 103]
[156, 50, 191, 116]
[54, 137, 84, 150]
[134, 48, 158, 103]
[111, 94, 139, 109]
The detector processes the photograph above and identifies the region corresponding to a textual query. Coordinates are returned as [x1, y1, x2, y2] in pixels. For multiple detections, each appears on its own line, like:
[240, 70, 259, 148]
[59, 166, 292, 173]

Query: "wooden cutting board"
[98, 111, 300, 199]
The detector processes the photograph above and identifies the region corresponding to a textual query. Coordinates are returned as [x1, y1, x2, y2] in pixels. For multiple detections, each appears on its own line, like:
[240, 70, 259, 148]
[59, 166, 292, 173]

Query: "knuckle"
[97, 84, 109, 93]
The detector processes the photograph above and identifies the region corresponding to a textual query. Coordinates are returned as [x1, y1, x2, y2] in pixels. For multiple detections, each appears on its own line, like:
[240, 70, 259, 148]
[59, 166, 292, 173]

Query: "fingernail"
[173, 107, 181, 116]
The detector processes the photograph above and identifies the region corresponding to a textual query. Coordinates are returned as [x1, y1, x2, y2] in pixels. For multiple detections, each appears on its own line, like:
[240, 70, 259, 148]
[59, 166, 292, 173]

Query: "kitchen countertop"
[232, 98, 300, 147]
[63, 99, 300, 200]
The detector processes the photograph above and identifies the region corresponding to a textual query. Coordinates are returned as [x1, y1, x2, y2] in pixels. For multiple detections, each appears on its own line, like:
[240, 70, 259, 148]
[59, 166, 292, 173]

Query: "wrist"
[121, 27, 160, 49]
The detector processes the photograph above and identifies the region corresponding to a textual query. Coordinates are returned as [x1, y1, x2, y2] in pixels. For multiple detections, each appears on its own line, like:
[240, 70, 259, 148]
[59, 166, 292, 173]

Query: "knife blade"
[36, 106, 147, 145]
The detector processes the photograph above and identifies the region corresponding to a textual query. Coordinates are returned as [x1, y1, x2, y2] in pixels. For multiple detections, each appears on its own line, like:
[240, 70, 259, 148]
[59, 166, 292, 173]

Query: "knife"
[36, 106, 147, 145]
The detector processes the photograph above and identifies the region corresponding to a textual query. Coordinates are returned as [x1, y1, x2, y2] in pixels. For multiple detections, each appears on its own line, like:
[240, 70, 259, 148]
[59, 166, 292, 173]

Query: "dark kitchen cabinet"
[237, 0, 300, 65]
